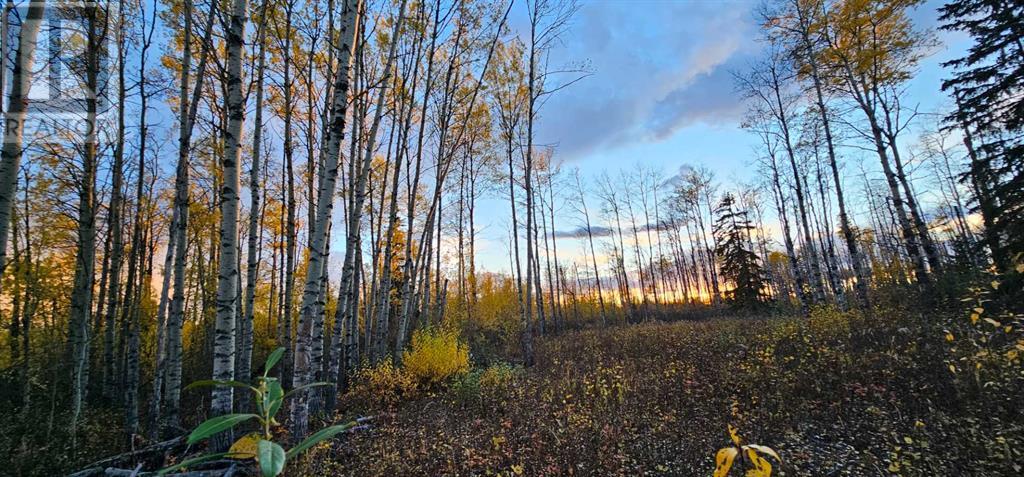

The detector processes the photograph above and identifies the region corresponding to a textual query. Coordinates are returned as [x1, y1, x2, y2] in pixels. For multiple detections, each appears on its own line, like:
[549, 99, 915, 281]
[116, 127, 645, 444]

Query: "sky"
[468, 0, 973, 274]
[11, 0, 969, 278]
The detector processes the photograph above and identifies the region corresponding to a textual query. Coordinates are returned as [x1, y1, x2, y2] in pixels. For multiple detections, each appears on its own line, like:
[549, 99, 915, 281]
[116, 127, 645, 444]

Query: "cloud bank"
[532, 1, 760, 160]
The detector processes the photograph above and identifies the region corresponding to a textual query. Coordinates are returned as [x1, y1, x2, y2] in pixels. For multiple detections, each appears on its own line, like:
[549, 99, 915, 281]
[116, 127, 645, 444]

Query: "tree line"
[0, 0, 1019, 472]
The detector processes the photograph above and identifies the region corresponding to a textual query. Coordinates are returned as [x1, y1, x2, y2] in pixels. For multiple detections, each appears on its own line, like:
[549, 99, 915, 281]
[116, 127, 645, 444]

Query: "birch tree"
[768, 0, 872, 307]
[209, 0, 249, 450]
[238, 0, 271, 388]
[0, 0, 44, 298]
[68, 0, 109, 442]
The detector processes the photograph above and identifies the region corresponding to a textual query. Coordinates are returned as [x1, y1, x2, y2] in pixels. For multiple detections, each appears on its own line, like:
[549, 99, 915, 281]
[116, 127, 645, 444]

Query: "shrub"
[478, 362, 521, 391]
[806, 304, 854, 338]
[352, 360, 416, 407]
[583, 364, 628, 408]
[401, 327, 470, 388]
[449, 369, 482, 405]
[450, 362, 523, 409]
[944, 261, 1024, 396]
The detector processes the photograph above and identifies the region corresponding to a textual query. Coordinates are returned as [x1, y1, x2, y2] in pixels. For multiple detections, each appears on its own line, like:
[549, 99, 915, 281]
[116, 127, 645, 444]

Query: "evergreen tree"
[713, 193, 767, 310]
[940, 0, 1024, 274]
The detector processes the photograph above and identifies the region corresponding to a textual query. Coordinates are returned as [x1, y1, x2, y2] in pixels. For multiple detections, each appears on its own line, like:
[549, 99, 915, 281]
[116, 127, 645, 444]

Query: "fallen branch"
[68, 437, 189, 477]
[100, 462, 238, 476]
[69, 417, 374, 477]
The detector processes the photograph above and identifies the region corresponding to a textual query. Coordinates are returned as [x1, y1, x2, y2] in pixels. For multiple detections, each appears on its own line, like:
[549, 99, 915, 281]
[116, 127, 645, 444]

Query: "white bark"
[103, 0, 128, 401]
[69, 2, 103, 442]
[165, 0, 216, 434]
[321, 0, 408, 426]
[210, 0, 248, 450]
[238, 0, 269, 388]
[0, 0, 44, 292]
[301, 0, 361, 417]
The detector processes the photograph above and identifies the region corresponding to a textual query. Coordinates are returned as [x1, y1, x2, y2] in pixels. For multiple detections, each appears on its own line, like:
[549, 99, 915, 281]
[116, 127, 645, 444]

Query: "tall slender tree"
[209, 0, 250, 450]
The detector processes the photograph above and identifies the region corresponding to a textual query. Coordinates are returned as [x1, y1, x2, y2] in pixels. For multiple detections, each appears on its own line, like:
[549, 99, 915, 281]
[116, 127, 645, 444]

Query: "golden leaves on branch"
[713, 425, 781, 477]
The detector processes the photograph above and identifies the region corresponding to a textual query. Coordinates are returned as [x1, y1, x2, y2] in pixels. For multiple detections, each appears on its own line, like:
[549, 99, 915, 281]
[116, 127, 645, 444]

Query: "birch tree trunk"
[539, 176, 556, 329]
[574, 172, 607, 325]
[868, 111, 930, 285]
[126, 4, 153, 436]
[239, 0, 269, 388]
[0, 0, 43, 298]
[103, 0, 127, 401]
[506, 137, 529, 355]
[122, 210, 143, 439]
[210, 0, 249, 450]
[769, 143, 805, 311]
[639, 173, 660, 308]
[279, 1, 298, 389]
[395, 0, 440, 356]
[331, 35, 367, 402]
[304, 0, 360, 413]
[810, 146, 844, 302]
[165, 0, 216, 434]
[769, 65, 825, 305]
[69, 2, 104, 443]
[624, 189, 648, 319]
[791, 3, 872, 307]
[882, 108, 942, 274]
[802, 45, 868, 305]
[375, 40, 421, 363]
[824, 23, 931, 286]
[523, 3, 541, 365]
[329, 0, 406, 372]
[291, 0, 406, 422]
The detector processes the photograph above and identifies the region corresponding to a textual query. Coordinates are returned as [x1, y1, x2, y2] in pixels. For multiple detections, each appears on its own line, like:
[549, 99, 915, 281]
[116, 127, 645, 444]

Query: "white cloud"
[533, 1, 759, 160]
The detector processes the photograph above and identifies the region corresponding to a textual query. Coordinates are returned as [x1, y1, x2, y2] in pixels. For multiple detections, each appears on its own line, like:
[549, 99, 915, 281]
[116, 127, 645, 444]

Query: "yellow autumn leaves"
[229, 432, 261, 460]
[402, 328, 471, 387]
[713, 425, 782, 477]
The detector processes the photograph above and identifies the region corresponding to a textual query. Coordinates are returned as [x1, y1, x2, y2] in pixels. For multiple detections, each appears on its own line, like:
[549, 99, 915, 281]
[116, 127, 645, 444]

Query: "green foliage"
[162, 348, 355, 476]
[452, 273, 524, 364]
[943, 258, 1024, 397]
[714, 193, 767, 310]
[257, 440, 285, 477]
[185, 413, 258, 445]
[940, 0, 1024, 276]
[450, 362, 523, 410]
[583, 363, 628, 410]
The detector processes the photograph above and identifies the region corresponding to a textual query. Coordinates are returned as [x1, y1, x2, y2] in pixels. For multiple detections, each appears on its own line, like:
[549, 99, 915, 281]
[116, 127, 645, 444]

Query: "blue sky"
[17, 0, 964, 276]
[469, 0, 972, 273]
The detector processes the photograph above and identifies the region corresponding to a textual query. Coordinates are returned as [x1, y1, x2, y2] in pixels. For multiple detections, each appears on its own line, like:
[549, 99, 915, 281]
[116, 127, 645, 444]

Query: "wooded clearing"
[0, 0, 1020, 475]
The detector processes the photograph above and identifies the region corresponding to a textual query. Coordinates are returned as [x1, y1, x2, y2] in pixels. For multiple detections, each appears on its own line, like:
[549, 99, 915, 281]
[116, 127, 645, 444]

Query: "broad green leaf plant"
[713, 425, 781, 477]
[159, 348, 358, 476]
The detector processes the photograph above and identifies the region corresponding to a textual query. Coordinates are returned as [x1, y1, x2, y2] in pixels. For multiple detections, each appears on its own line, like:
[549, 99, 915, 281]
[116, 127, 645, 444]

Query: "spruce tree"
[940, 0, 1024, 273]
[714, 193, 767, 310]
